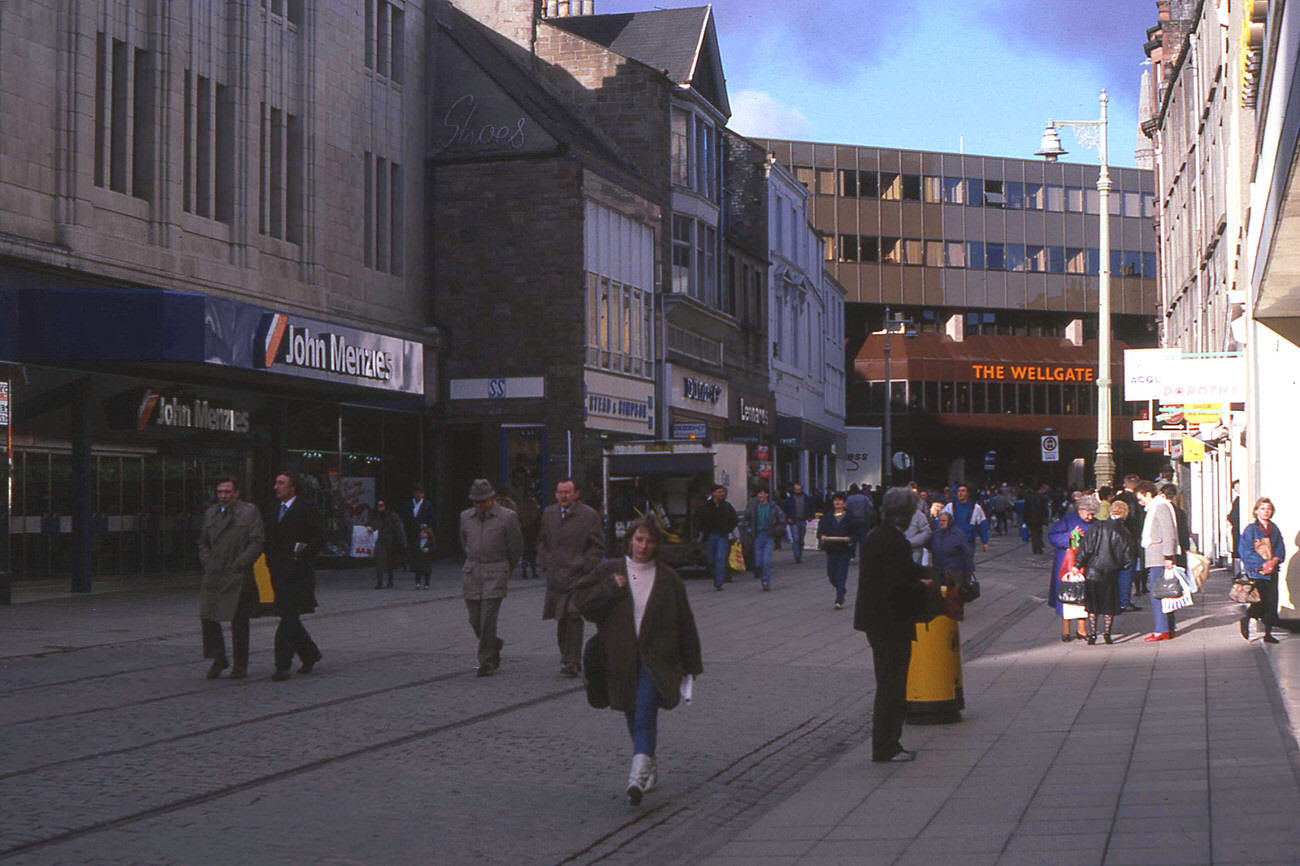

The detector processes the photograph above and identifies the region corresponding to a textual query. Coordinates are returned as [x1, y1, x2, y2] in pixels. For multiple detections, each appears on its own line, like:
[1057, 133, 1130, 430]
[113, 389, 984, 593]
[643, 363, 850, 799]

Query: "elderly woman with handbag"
[1073, 499, 1134, 644]
[1238, 497, 1286, 643]
[1048, 494, 1098, 642]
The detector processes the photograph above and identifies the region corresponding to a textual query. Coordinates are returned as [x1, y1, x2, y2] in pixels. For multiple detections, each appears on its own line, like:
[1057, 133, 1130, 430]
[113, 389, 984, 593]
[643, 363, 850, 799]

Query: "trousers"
[866, 629, 913, 761]
[466, 597, 504, 669]
[707, 534, 730, 588]
[201, 617, 250, 668]
[556, 614, 584, 668]
[274, 614, 320, 672]
[624, 664, 661, 756]
[752, 533, 774, 584]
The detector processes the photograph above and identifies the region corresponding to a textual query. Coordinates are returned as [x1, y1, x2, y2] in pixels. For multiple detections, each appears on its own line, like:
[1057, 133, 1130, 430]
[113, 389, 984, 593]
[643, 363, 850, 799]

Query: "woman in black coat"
[1074, 498, 1135, 644]
[853, 487, 934, 763]
[573, 517, 703, 805]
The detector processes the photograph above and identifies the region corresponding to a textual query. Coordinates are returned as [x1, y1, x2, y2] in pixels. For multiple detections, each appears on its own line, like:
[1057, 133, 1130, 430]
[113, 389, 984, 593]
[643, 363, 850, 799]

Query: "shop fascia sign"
[135, 389, 250, 434]
[248, 311, 423, 393]
[738, 398, 770, 425]
[683, 376, 723, 404]
[1123, 349, 1245, 403]
[970, 363, 1095, 382]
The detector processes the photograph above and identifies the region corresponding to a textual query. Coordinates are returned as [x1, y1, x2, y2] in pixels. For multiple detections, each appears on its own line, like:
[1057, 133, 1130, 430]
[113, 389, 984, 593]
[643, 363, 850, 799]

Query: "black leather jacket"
[1075, 519, 1134, 578]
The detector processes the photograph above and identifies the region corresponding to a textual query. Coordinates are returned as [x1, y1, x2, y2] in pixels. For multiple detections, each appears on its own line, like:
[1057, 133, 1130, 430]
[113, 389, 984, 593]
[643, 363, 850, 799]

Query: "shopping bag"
[253, 554, 275, 605]
[1186, 550, 1210, 590]
[804, 519, 820, 551]
[728, 539, 746, 572]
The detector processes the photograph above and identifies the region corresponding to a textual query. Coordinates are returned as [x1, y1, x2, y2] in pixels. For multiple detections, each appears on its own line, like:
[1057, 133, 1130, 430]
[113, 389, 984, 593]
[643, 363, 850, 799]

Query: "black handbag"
[1151, 568, 1183, 599]
[581, 634, 608, 709]
[958, 574, 981, 603]
[1057, 575, 1086, 604]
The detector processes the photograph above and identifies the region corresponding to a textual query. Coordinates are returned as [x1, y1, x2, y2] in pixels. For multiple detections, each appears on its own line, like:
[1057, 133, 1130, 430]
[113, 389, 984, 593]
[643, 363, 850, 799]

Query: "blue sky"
[593, 0, 1153, 168]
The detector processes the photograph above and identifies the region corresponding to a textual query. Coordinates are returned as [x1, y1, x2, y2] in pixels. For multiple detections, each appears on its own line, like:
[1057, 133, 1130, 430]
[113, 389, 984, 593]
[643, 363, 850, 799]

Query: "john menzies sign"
[203, 299, 424, 394]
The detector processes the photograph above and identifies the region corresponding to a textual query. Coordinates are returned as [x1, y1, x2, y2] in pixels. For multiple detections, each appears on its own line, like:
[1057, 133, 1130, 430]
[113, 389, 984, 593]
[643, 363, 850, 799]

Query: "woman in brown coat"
[574, 517, 703, 805]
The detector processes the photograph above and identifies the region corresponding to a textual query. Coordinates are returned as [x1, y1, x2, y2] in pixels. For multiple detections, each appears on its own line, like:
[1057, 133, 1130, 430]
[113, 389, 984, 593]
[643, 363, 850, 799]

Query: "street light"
[1037, 89, 1113, 488]
[876, 307, 914, 486]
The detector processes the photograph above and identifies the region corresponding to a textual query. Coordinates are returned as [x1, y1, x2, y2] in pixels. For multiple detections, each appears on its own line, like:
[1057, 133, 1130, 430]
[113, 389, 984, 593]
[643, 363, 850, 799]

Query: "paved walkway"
[702, 555, 1300, 865]
[2, 535, 1299, 865]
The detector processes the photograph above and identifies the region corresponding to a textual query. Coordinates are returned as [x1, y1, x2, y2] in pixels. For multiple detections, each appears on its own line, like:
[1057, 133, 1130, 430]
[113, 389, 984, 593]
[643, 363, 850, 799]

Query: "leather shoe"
[1241, 617, 1251, 640]
[560, 663, 579, 678]
[1121, 604, 1142, 612]
[476, 664, 495, 678]
[1143, 632, 1171, 642]
[298, 653, 321, 675]
[228, 665, 247, 680]
[1264, 634, 1280, 644]
[206, 659, 229, 679]
[271, 669, 292, 681]
[873, 749, 915, 763]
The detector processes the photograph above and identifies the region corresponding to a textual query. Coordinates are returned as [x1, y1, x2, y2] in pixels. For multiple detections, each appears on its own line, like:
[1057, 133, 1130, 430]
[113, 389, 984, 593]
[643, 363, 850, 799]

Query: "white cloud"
[727, 89, 813, 140]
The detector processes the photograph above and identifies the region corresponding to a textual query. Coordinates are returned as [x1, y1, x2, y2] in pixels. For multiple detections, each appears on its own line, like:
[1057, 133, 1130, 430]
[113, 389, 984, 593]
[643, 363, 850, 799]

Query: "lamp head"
[1036, 123, 1067, 161]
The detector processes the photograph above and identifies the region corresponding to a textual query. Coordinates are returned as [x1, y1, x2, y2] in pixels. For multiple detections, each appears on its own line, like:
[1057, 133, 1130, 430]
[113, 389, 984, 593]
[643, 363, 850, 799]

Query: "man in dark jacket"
[1023, 484, 1050, 554]
[694, 484, 738, 591]
[266, 472, 323, 682]
[1115, 473, 1145, 607]
[854, 487, 933, 763]
[538, 478, 605, 677]
[781, 483, 815, 563]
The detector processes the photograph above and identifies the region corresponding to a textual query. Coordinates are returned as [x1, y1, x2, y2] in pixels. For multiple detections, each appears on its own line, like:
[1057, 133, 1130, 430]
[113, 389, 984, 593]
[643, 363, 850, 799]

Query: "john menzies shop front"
[0, 282, 431, 590]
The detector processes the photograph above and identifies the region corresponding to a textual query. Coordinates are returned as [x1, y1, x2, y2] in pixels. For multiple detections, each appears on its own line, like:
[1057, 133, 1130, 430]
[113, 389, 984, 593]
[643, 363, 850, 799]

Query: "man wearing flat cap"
[459, 479, 523, 677]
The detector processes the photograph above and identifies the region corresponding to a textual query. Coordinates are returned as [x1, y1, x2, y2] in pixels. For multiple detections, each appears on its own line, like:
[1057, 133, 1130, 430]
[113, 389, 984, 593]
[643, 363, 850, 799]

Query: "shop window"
[983, 179, 1005, 208]
[971, 381, 986, 413]
[965, 177, 983, 207]
[985, 243, 1005, 270]
[881, 237, 902, 264]
[1046, 246, 1065, 274]
[901, 173, 922, 201]
[839, 168, 858, 197]
[1048, 385, 1062, 415]
[1024, 182, 1044, 210]
[838, 234, 858, 262]
[966, 241, 984, 269]
[869, 381, 886, 413]
[860, 236, 880, 262]
[923, 176, 943, 203]
[925, 240, 944, 267]
[942, 176, 965, 204]
[1017, 383, 1032, 414]
[859, 170, 879, 198]
[945, 241, 965, 267]
[1066, 247, 1086, 274]
[1005, 181, 1024, 209]
[940, 381, 954, 413]
[1006, 243, 1026, 271]
[988, 383, 1004, 414]
[1046, 185, 1065, 211]
[891, 381, 907, 409]
[923, 380, 939, 412]
[880, 172, 901, 200]
[1033, 384, 1048, 414]
[1063, 384, 1078, 414]
[904, 238, 923, 265]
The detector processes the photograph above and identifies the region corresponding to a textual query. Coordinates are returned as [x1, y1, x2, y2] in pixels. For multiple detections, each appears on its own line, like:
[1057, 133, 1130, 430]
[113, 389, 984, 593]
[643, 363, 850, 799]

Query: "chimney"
[545, 0, 595, 16]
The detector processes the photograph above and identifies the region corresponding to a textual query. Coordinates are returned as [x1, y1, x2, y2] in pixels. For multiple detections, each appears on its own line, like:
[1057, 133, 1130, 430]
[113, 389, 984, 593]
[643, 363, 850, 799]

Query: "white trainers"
[644, 756, 658, 793]
[626, 753, 652, 805]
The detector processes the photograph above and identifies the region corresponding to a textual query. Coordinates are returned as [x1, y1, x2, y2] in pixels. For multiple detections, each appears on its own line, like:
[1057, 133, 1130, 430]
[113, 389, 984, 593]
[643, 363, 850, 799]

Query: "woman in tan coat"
[574, 518, 703, 805]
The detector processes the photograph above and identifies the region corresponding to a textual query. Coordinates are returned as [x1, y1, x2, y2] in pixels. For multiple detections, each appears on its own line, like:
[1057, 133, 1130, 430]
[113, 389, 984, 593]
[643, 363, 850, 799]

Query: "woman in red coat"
[574, 518, 703, 805]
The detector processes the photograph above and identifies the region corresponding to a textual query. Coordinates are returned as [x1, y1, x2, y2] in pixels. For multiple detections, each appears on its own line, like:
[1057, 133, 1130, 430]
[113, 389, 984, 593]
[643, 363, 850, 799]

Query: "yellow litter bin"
[906, 612, 964, 724]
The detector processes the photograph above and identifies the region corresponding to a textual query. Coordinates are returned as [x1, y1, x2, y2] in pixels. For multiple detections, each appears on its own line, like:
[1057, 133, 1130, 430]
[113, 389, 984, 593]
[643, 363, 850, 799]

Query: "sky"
[592, 0, 1154, 168]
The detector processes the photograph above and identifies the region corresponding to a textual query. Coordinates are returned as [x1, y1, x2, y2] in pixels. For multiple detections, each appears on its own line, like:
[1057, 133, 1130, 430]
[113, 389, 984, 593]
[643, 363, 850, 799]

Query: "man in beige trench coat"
[460, 479, 523, 677]
[198, 476, 266, 679]
[538, 478, 605, 677]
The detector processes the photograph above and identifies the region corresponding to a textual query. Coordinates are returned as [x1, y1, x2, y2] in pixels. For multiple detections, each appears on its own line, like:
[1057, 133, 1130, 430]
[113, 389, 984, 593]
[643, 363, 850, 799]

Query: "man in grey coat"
[198, 476, 266, 680]
[538, 478, 605, 677]
[460, 479, 524, 677]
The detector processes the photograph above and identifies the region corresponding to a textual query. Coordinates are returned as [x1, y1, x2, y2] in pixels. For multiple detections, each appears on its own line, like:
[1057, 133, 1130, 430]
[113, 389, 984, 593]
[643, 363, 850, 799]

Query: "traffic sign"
[1041, 434, 1059, 463]
[892, 451, 912, 471]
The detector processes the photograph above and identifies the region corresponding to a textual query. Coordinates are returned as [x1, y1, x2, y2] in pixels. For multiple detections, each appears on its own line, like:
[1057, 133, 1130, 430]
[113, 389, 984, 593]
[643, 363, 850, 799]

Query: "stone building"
[0, 1, 437, 587]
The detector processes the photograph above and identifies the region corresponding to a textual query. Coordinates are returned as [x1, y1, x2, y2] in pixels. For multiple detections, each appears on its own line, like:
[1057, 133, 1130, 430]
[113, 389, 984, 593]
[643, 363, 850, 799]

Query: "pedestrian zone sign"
[1041, 434, 1059, 463]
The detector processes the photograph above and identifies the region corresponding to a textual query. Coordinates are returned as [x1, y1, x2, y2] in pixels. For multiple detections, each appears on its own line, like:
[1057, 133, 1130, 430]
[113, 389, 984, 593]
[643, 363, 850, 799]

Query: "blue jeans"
[707, 534, 730, 587]
[826, 547, 852, 604]
[1118, 557, 1136, 608]
[624, 665, 660, 756]
[753, 533, 774, 584]
[1149, 566, 1177, 634]
[789, 522, 805, 561]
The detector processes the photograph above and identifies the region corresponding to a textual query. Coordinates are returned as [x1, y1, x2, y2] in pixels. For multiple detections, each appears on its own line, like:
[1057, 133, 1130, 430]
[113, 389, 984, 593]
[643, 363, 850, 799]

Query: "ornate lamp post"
[1037, 90, 1113, 488]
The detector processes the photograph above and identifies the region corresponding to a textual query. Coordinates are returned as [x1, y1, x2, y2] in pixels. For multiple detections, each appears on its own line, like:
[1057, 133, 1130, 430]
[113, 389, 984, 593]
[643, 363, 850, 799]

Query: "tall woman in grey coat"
[574, 517, 703, 805]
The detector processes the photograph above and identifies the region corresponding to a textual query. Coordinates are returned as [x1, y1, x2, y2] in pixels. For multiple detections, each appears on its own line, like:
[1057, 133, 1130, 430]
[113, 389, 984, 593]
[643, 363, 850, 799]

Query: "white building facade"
[767, 160, 847, 494]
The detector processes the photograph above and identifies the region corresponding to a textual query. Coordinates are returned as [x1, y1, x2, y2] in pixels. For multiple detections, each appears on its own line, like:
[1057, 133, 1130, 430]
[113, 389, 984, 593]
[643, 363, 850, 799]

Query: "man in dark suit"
[537, 478, 605, 677]
[267, 472, 324, 681]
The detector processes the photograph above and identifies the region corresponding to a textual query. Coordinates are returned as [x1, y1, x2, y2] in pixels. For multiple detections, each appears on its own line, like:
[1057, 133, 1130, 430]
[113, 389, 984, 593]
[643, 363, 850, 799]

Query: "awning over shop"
[853, 333, 1126, 383]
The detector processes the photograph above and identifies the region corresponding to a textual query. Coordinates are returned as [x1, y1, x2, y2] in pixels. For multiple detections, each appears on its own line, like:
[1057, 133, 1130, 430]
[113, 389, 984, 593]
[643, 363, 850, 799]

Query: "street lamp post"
[1037, 90, 1114, 489]
[878, 308, 911, 487]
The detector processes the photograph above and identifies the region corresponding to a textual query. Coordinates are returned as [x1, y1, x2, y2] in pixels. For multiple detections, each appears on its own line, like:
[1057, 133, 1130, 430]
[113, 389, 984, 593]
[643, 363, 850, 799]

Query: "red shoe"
[1143, 632, 1171, 642]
